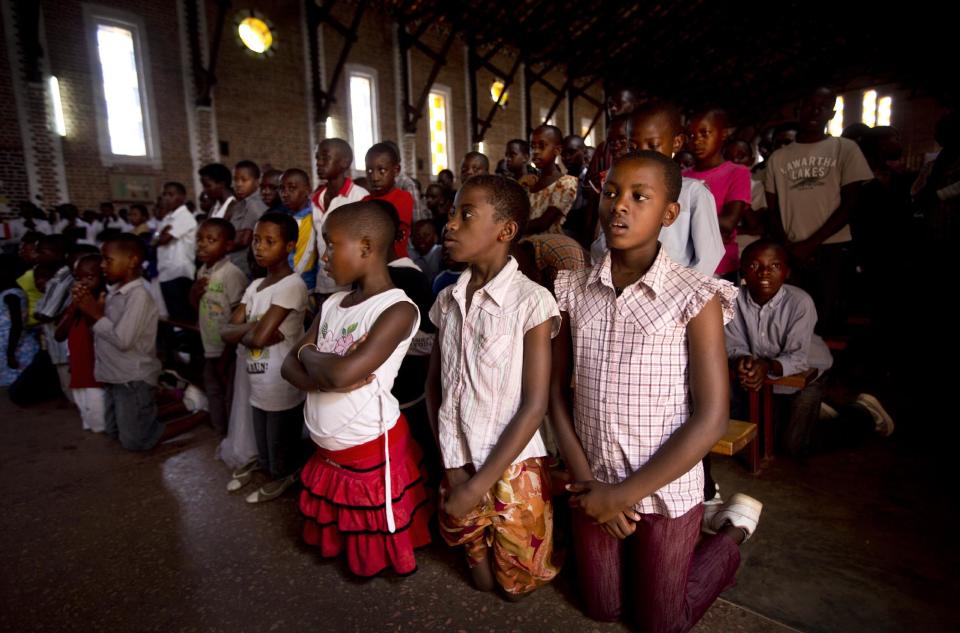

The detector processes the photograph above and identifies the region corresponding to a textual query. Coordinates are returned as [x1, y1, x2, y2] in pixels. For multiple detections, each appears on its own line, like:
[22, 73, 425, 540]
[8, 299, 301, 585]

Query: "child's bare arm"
[718, 201, 747, 240]
[298, 302, 417, 391]
[569, 297, 729, 524]
[189, 277, 208, 310]
[281, 312, 323, 391]
[241, 304, 290, 349]
[425, 339, 442, 440]
[219, 303, 254, 345]
[443, 320, 553, 518]
[548, 314, 593, 482]
[53, 296, 77, 343]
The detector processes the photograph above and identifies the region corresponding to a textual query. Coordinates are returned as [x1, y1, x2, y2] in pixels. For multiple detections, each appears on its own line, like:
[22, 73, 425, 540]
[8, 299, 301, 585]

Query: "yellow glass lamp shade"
[238, 17, 273, 54]
[490, 80, 509, 106]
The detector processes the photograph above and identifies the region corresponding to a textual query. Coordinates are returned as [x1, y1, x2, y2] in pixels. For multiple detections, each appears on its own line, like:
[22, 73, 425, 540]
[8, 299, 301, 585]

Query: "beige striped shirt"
[429, 258, 560, 469]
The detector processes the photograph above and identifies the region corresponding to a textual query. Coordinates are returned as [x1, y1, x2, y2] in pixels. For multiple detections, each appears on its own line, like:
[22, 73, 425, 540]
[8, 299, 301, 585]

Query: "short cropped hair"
[256, 211, 299, 244]
[327, 199, 399, 257]
[319, 138, 354, 165]
[104, 233, 147, 264]
[459, 174, 530, 240]
[163, 181, 187, 196]
[201, 217, 237, 241]
[507, 139, 530, 155]
[613, 150, 683, 203]
[235, 160, 261, 179]
[198, 163, 232, 186]
[366, 142, 400, 165]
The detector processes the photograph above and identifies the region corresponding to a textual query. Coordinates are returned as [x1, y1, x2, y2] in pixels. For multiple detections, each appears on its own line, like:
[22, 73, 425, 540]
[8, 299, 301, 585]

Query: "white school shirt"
[156, 205, 198, 282]
[310, 179, 369, 294]
[429, 257, 561, 470]
[209, 195, 237, 219]
[304, 288, 419, 450]
[242, 273, 308, 411]
[591, 177, 723, 277]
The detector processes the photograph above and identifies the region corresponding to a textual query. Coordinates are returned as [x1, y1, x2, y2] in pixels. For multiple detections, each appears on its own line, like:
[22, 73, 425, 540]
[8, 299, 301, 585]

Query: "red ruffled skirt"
[299, 414, 433, 576]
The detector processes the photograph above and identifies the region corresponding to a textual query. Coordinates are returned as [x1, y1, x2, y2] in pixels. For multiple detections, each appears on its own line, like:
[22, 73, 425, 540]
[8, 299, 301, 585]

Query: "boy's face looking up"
[412, 222, 438, 256]
[161, 185, 186, 212]
[742, 245, 789, 305]
[504, 143, 529, 177]
[630, 112, 684, 158]
[279, 172, 310, 211]
[252, 221, 294, 270]
[316, 142, 350, 182]
[233, 167, 259, 200]
[688, 113, 726, 163]
[196, 222, 233, 265]
[100, 242, 138, 285]
[443, 185, 514, 264]
[460, 155, 488, 184]
[531, 129, 562, 171]
[599, 158, 678, 253]
[365, 151, 400, 196]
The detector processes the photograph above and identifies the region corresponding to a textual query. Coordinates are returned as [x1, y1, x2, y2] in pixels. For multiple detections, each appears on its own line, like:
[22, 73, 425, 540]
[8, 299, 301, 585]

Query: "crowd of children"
[2, 82, 926, 631]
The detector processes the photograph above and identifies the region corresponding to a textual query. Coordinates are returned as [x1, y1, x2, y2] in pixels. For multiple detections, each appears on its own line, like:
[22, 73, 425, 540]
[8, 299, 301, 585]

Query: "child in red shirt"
[362, 142, 413, 259]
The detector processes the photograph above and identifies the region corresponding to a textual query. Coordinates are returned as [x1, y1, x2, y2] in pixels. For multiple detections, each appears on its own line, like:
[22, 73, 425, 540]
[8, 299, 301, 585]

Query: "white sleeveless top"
[304, 288, 420, 451]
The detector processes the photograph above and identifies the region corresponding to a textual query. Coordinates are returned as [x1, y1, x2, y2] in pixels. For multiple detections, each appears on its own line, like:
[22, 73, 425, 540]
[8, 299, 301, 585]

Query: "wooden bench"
[711, 420, 759, 474]
[749, 368, 819, 460]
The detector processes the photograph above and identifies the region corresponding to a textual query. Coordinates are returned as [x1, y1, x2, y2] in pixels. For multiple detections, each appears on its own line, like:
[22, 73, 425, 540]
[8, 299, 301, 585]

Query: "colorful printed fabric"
[439, 457, 560, 595]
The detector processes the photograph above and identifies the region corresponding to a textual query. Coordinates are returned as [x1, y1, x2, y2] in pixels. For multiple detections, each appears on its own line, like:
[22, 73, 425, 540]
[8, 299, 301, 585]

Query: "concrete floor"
[0, 392, 953, 633]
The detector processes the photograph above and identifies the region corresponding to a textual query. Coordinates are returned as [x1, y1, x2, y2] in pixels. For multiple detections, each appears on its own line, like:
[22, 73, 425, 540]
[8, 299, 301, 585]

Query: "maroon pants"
[572, 504, 740, 633]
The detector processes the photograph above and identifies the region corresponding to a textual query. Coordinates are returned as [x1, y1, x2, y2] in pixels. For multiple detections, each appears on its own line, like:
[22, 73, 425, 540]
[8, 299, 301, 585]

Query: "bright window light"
[48, 76, 66, 137]
[238, 17, 273, 54]
[428, 91, 449, 175]
[827, 96, 844, 137]
[862, 90, 877, 128]
[581, 117, 595, 146]
[478, 141, 486, 156]
[877, 96, 893, 127]
[96, 25, 146, 156]
[349, 74, 375, 170]
[540, 107, 555, 127]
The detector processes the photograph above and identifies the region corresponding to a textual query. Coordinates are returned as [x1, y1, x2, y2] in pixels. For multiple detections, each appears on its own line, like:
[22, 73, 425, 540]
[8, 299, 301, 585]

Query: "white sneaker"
[245, 473, 297, 504]
[819, 402, 839, 419]
[710, 493, 763, 542]
[702, 486, 723, 534]
[855, 393, 894, 437]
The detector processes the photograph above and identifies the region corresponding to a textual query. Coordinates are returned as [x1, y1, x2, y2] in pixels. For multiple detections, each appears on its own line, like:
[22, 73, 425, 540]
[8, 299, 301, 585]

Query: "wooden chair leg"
[748, 433, 760, 474]
[763, 383, 774, 459]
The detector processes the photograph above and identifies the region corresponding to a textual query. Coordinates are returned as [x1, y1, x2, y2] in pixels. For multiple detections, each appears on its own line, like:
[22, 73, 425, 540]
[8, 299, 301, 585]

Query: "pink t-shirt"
[684, 161, 751, 276]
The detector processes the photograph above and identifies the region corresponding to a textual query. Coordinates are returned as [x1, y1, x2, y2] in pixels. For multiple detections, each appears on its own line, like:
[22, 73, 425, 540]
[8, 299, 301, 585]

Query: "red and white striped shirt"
[554, 247, 737, 517]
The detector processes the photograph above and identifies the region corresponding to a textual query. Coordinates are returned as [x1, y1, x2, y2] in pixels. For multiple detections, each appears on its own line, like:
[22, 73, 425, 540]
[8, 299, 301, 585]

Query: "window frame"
[345, 64, 381, 175]
[83, 3, 162, 168]
[427, 84, 454, 178]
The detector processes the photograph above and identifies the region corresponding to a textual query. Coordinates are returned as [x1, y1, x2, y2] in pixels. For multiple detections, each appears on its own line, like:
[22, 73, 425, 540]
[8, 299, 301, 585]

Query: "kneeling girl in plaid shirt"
[427, 175, 562, 598]
[550, 151, 762, 630]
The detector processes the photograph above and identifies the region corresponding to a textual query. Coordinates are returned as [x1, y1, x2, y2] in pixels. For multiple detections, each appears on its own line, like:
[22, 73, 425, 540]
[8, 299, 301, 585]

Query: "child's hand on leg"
[566, 480, 639, 525]
[442, 467, 482, 519]
[601, 511, 639, 540]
